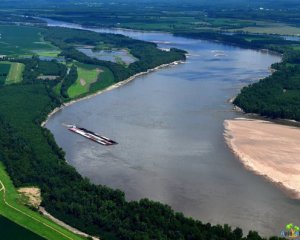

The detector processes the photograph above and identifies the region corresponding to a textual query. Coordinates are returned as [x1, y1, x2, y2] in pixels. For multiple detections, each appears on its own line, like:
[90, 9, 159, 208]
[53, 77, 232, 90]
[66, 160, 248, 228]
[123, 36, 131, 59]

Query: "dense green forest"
[0, 83, 284, 240]
[174, 31, 295, 53]
[60, 65, 78, 98]
[10, 57, 67, 84]
[234, 50, 300, 120]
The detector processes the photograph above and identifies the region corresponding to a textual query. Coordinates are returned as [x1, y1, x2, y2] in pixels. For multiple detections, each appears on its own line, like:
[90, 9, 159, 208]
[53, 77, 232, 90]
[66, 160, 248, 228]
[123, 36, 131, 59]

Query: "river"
[43, 18, 300, 237]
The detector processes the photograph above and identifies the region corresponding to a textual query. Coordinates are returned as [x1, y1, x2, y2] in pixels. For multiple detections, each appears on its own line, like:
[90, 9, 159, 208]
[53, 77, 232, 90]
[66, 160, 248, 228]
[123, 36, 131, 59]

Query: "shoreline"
[224, 118, 300, 199]
[39, 207, 100, 240]
[41, 60, 184, 127]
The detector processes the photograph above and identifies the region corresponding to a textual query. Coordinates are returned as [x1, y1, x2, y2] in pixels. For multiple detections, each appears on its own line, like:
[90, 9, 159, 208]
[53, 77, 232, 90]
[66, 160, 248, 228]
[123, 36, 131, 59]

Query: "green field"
[67, 63, 114, 98]
[0, 62, 25, 85]
[0, 25, 56, 55]
[5, 62, 25, 84]
[0, 63, 10, 85]
[0, 162, 86, 240]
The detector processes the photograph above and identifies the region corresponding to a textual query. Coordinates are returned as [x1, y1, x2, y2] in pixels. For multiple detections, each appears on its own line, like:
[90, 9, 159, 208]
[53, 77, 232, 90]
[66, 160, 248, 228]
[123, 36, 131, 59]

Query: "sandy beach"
[224, 118, 300, 199]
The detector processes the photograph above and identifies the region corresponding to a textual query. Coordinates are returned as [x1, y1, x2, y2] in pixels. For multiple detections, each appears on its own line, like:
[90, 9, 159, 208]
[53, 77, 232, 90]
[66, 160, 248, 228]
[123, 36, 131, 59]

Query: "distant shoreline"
[224, 118, 300, 199]
[41, 60, 184, 127]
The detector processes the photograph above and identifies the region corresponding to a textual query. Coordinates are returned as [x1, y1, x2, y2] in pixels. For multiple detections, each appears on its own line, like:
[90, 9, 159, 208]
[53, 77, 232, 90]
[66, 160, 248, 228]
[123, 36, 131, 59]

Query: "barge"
[67, 125, 117, 146]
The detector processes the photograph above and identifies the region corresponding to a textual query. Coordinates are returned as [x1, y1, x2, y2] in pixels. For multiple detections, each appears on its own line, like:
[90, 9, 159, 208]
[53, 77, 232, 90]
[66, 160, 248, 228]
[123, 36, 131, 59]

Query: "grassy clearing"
[0, 162, 86, 240]
[35, 50, 61, 57]
[0, 25, 56, 55]
[68, 63, 114, 98]
[89, 66, 115, 93]
[5, 62, 25, 84]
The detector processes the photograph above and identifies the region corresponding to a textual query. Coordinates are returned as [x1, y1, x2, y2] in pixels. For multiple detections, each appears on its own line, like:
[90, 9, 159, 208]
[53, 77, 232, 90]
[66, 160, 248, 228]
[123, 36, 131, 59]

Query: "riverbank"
[224, 118, 300, 199]
[39, 207, 99, 240]
[41, 60, 184, 127]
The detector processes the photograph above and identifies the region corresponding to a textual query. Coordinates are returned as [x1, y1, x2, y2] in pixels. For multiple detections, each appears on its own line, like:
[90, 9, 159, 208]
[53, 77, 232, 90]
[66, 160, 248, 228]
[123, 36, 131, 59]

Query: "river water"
[44, 18, 300, 236]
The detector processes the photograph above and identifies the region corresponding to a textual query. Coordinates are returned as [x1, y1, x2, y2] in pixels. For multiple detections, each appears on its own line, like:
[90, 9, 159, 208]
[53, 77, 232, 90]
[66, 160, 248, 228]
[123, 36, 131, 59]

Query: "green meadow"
[0, 62, 25, 85]
[5, 62, 24, 84]
[67, 63, 115, 98]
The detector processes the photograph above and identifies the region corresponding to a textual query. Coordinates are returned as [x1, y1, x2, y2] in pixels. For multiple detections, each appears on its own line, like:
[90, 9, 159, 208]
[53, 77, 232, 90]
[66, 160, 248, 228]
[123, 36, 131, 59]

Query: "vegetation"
[0, 84, 284, 240]
[0, 63, 11, 85]
[174, 31, 296, 53]
[0, 2, 299, 239]
[234, 50, 300, 120]
[0, 25, 56, 55]
[68, 64, 114, 98]
[5, 62, 25, 84]
[61, 65, 78, 98]
[42, 27, 186, 84]
[0, 158, 86, 240]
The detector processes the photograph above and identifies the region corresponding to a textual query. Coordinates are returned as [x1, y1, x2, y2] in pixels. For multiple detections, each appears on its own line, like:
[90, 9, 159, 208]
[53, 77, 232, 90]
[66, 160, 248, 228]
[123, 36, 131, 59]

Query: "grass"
[67, 63, 114, 98]
[5, 62, 25, 84]
[89, 66, 115, 93]
[0, 25, 56, 55]
[35, 50, 61, 57]
[0, 162, 86, 240]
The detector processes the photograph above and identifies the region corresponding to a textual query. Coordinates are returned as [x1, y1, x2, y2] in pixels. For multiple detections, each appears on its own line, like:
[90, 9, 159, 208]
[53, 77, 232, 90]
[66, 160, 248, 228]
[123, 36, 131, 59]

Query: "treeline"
[234, 50, 300, 120]
[0, 84, 284, 240]
[60, 65, 77, 98]
[43, 27, 186, 82]
[11, 57, 67, 84]
[174, 31, 296, 52]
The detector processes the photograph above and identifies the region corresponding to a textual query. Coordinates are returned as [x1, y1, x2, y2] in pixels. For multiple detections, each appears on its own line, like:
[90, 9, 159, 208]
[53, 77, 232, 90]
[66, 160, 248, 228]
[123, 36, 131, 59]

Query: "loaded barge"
[67, 125, 117, 146]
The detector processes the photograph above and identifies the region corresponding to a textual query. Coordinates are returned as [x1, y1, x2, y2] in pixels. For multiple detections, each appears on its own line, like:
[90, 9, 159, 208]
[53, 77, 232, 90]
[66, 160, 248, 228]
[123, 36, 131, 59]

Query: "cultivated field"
[0, 25, 56, 55]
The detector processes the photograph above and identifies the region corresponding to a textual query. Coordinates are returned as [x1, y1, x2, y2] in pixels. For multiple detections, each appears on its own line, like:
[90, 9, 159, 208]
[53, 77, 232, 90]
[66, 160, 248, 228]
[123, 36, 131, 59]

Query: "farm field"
[0, 25, 56, 55]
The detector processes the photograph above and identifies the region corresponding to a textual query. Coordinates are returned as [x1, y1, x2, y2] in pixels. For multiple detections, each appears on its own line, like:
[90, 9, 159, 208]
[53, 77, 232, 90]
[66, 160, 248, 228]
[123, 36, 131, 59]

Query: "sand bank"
[224, 118, 300, 199]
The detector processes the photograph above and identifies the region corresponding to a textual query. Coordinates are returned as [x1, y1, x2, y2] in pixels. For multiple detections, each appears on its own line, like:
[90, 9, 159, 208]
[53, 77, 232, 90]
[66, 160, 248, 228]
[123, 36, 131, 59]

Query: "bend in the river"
[43, 18, 300, 237]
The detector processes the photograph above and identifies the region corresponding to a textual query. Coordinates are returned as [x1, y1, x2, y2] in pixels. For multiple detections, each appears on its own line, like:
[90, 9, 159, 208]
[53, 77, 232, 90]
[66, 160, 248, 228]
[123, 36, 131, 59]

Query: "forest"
[234, 50, 300, 120]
